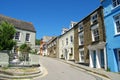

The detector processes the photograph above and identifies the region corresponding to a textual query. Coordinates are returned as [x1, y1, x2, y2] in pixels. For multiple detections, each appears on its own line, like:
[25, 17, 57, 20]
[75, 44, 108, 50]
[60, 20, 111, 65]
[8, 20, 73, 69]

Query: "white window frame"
[91, 12, 98, 25]
[71, 47, 73, 54]
[79, 32, 84, 45]
[54, 41, 56, 45]
[114, 14, 120, 35]
[79, 48, 84, 63]
[26, 33, 30, 42]
[15, 31, 21, 41]
[66, 38, 68, 45]
[78, 22, 83, 32]
[91, 24, 99, 42]
[112, 0, 120, 8]
[70, 35, 73, 43]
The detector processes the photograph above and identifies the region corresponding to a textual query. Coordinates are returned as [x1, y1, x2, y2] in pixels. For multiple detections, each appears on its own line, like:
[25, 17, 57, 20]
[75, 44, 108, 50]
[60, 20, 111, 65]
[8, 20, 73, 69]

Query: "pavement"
[58, 59, 120, 80]
[0, 56, 120, 80]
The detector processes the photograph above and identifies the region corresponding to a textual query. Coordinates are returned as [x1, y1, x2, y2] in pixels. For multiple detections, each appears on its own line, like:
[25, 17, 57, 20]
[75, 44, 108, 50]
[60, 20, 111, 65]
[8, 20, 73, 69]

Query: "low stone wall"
[0, 51, 9, 67]
[29, 54, 40, 65]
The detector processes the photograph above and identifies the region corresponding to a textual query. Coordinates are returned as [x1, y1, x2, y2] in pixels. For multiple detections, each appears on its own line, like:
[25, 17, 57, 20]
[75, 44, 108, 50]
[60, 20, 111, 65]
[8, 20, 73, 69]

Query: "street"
[33, 56, 100, 80]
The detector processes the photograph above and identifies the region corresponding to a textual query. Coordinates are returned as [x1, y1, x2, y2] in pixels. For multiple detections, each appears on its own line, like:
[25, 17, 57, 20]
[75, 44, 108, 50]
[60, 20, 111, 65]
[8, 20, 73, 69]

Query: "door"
[100, 49, 105, 68]
[93, 50, 96, 68]
[118, 49, 120, 71]
[65, 49, 68, 60]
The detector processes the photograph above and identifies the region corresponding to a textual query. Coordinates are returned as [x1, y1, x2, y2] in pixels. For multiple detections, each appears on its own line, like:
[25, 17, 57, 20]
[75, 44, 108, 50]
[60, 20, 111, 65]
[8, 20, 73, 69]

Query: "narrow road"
[33, 56, 99, 80]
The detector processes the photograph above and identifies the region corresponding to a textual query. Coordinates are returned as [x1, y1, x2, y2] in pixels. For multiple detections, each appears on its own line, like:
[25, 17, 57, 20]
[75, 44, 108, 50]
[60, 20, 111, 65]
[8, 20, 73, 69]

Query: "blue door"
[100, 49, 105, 68]
[93, 50, 96, 68]
[118, 50, 120, 72]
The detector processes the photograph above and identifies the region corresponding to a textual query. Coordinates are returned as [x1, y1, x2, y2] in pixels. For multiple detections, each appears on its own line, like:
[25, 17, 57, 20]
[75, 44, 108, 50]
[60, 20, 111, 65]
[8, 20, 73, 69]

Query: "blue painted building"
[100, 0, 120, 72]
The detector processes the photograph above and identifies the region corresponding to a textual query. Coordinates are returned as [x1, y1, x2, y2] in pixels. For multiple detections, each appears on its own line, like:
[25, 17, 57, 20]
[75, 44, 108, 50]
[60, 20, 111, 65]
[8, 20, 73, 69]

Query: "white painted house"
[0, 14, 36, 53]
[59, 22, 76, 60]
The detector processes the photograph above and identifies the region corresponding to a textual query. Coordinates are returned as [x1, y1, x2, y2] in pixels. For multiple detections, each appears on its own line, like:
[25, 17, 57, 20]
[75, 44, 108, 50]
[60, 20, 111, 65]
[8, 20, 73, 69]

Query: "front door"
[118, 49, 120, 72]
[65, 49, 68, 60]
[93, 50, 96, 68]
[100, 49, 105, 68]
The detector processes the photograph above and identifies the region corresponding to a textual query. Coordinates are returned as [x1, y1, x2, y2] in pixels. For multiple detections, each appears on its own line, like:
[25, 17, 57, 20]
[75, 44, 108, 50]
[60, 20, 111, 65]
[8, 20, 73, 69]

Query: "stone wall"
[29, 54, 40, 65]
[0, 51, 9, 66]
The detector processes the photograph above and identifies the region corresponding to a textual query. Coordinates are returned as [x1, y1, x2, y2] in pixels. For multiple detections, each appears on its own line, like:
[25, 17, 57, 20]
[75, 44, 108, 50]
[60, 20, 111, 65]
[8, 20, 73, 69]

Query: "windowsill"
[114, 33, 120, 37]
[90, 21, 98, 27]
[78, 30, 83, 33]
[91, 40, 99, 44]
[112, 5, 120, 13]
[79, 45, 84, 48]
[15, 39, 21, 42]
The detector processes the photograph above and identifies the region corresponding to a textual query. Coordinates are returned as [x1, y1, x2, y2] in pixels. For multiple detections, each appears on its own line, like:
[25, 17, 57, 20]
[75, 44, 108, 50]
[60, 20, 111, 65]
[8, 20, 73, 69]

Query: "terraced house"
[47, 37, 59, 58]
[59, 22, 77, 60]
[101, 0, 120, 72]
[74, 6, 107, 70]
[0, 15, 36, 53]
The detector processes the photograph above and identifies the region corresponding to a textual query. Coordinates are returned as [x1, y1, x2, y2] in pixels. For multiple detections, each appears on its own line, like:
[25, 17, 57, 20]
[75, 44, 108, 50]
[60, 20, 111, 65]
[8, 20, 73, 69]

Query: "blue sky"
[0, 0, 100, 39]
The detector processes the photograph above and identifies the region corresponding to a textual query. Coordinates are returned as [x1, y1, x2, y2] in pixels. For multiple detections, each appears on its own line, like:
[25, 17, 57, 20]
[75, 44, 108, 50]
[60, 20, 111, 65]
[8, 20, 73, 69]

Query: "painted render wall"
[15, 28, 36, 49]
[101, 0, 120, 72]
[59, 28, 74, 60]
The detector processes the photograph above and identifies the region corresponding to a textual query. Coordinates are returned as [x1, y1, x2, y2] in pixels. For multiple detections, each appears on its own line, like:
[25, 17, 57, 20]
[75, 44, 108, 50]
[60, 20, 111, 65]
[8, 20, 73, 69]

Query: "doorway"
[65, 49, 68, 60]
[117, 49, 120, 72]
[93, 50, 96, 68]
[100, 49, 105, 68]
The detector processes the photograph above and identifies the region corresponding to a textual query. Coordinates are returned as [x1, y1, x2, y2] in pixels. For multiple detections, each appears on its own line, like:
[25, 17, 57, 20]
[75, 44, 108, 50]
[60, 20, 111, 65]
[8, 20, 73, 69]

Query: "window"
[114, 14, 120, 34]
[71, 48, 73, 54]
[66, 38, 68, 45]
[91, 13, 98, 25]
[54, 41, 56, 45]
[91, 24, 99, 42]
[15, 32, 20, 40]
[79, 50, 84, 62]
[112, 0, 120, 7]
[51, 43, 53, 47]
[78, 23, 83, 32]
[26, 33, 30, 42]
[70, 36, 73, 42]
[79, 32, 84, 45]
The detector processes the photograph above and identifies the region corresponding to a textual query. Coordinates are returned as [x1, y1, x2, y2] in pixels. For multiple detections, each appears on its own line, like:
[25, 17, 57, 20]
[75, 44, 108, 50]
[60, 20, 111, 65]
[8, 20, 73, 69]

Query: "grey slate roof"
[0, 14, 36, 32]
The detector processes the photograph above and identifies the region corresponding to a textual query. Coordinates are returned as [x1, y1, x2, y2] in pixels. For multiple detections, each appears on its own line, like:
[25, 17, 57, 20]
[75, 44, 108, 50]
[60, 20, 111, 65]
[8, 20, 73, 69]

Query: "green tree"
[0, 21, 16, 65]
[35, 39, 40, 45]
[0, 21, 16, 51]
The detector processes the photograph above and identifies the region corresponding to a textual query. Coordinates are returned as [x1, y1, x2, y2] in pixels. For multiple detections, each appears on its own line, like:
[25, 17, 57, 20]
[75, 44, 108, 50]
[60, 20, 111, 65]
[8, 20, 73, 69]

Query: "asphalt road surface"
[33, 56, 100, 80]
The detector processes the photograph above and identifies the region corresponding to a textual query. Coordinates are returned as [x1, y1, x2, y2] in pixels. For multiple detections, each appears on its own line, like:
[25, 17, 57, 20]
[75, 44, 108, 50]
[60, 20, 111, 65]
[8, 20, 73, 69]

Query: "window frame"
[91, 12, 98, 25]
[70, 35, 73, 43]
[79, 48, 84, 63]
[66, 38, 68, 45]
[26, 33, 30, 42]
[15, 31, 21, 41]
[78, 32, 84, 45]
[91, 24, 99, 42]
[78, 22, 83, 32]
[112, 0, 120, 8]
[114, 14, 120, 35]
